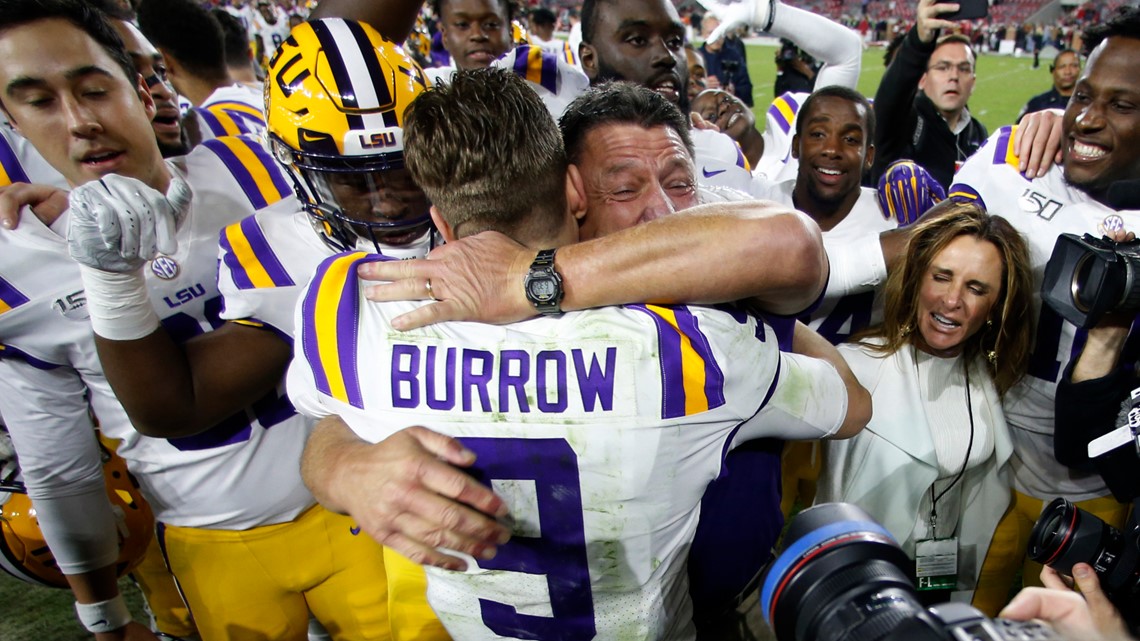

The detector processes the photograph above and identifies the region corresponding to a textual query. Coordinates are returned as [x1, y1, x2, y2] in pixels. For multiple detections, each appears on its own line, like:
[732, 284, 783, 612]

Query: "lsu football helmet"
[0, 431, 153, 588]
[266, 18, 433, 254]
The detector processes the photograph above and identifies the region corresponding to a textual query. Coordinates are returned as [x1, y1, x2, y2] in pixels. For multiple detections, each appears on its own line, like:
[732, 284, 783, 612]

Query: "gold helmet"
[0, 432, 153, 588]
[511, 19, 534, 46]
[266, 18, 433, 253]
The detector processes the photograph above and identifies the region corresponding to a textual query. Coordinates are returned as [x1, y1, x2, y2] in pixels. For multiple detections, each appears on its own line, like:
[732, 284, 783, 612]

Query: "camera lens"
[1029, 498, 1140, 601]
[760, 503, 922, 641]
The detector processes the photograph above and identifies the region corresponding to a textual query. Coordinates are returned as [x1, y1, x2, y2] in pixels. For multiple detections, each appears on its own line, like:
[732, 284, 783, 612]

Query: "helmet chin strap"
[356, 224, 436, 260]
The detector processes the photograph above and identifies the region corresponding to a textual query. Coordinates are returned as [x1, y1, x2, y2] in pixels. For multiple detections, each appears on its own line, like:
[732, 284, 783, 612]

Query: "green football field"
[744, 41, 1054, 134]
[0, 44, 1051, 641]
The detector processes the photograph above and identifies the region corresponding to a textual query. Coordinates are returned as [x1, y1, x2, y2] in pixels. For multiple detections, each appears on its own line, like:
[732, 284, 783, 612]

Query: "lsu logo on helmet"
[0, 431, 153, 588]
[266, 18, 432, 253]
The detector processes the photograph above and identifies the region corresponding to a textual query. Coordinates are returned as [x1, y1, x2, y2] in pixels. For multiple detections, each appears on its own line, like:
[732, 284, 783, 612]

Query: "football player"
[0, 2, 387, 639]
[946, 8, 1140, 615]
[288, 66, 869, 641]
[136, 0, 266, 140]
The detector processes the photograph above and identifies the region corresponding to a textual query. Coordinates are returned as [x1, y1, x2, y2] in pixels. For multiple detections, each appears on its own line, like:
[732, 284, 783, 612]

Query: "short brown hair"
[404, 68, 567, 242]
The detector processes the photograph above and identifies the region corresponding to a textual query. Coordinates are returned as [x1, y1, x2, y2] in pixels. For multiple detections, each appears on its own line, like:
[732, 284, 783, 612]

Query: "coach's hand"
[358, 230, 535, 330]
[68, 175, 191, 272]
[303, 418, 510, 571]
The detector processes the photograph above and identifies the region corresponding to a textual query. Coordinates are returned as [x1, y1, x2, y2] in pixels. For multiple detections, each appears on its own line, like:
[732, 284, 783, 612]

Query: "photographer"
[699, 14, 754, 106]
[1001, 565, 1133, 641]
[1053, 228, 1140, 504]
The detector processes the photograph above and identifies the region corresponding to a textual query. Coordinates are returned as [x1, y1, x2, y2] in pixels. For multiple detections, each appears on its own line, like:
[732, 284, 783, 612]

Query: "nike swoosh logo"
[92, 620, 108, 627]
[349, 526, 361, 535]
[702, 168, 726, 178]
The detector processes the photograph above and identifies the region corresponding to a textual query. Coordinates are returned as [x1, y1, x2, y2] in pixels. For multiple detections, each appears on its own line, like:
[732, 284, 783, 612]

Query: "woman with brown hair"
[816, 201, 1034, 603]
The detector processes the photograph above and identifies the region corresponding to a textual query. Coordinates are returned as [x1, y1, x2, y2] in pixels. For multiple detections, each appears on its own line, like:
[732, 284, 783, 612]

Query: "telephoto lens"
[1029, 497, 1140, 608]
[762, 503, 1062, 641]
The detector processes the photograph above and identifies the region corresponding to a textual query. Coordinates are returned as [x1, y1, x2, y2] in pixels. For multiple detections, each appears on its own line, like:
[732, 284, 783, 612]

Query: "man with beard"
[945, 6, 1140, 615]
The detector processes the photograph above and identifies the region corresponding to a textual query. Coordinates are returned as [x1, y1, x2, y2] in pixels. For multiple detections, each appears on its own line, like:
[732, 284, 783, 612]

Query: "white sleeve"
[738, 351, 848, 442]
[285, 283, 332, 421]
[0, 359, 119, 574]
[823, 231, 888, 295]
[768, 3, 862, 90]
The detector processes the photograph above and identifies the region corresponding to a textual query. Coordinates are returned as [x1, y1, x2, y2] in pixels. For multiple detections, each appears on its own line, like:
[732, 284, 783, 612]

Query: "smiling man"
[945, 5, 1140, 616]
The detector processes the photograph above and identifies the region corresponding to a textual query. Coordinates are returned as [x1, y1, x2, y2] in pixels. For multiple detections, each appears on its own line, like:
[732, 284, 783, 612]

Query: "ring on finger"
[425, 278, 438, 301]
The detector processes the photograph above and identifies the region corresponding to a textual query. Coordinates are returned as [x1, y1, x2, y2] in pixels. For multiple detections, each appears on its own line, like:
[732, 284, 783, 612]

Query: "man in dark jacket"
[1016, 48, 1081, 122]
[871, 0, 987, 189]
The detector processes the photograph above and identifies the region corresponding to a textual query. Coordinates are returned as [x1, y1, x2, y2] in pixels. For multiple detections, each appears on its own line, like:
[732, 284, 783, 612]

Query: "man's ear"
[918, 72, 929, 94]
[578, 43, 598, 81]
[136, 74, 156, 122]
[864, 143, 876, 170]
[567, 164, 587, 225]
[791, 133, 800, 160]
[429, 205, 456, 243]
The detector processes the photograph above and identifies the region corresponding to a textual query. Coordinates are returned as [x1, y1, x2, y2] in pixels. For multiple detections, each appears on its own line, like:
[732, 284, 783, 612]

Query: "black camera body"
[1042, 233, 1140, 328]
[761, 503, 1061, 641]
[1029, 497, 1140, 616]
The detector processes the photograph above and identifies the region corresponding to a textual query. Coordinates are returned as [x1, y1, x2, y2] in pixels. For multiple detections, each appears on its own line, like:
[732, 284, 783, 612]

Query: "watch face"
[529, 278, 557, 301]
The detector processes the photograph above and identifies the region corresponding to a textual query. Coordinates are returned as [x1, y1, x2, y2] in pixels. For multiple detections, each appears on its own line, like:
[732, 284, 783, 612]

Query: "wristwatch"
[523, 248, 563, 315]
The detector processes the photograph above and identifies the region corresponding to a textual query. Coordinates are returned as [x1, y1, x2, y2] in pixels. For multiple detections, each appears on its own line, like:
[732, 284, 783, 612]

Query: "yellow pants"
[383, 548, 451, 641]
[158, 505, 391, 641]
[971, 490, 1130, 616]
[131, 531, 197, 638]
[780, 441, 820, 519]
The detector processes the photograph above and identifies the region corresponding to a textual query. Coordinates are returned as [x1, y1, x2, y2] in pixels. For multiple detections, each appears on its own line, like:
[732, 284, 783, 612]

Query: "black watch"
[523, 248, 563, 315]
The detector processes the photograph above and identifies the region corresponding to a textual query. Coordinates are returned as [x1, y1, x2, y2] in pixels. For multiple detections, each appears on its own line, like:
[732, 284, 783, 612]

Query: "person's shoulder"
[183, 135, 295, 211]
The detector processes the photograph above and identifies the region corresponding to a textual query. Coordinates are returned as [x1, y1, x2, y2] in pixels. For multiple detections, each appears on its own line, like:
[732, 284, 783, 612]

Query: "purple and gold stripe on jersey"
[734, 141, 751, 172]
[991, 125, 1020, 170]
[768, 93, 800, 135]
[301, 251, 379, 408]
[947, 183, 987, 210]
[0, 343, 60, 369]
[202, 137, 293, 209]
[513, 44, 559, 95]
[196, 102, 266, 137]
[630, 304, 726, 420]
[0, 134, 30, 187]
[560, 40, 577, 65]
[0, 276, 29, 315]
[219, 216, 296, 290]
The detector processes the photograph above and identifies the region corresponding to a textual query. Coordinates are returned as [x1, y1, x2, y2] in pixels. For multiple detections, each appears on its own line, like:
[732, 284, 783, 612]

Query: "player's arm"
[68, 175, 291, 438]
[790, 321, 871, 439]
[0, 359, 157, 640]
[360, 200, 828, 329]
[300, 417, 511, 570]
[768, 3, 862, 90]
[309, 0, 422, 42]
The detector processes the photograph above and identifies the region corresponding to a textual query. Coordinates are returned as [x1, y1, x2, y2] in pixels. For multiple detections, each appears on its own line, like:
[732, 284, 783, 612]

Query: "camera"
[1029, 497, 1140, 613]
[1042, 232, 1140, 328]
[760, 503, 1060, 641]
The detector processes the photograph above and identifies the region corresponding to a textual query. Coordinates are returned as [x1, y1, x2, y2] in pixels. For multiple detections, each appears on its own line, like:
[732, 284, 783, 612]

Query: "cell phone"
[937, 0, 988, 21]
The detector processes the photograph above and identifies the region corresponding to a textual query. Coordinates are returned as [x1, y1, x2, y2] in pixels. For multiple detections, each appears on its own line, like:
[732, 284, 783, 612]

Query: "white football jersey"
[950, 125, 1140, 500]
[194, 83, 266, 140]
[752, 179, 894, 344]
[0, 124, 69, 189]
[288, 252, 849, 641]
[752, 91, 809, 184]
[217, 206, 439, 337]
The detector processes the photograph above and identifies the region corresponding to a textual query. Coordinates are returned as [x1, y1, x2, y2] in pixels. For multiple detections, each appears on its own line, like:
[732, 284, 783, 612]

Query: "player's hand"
[876, 159, 946, 227]
[0, 183, 69, 230]
[1014, 109, 1064, 178]
[697, 0, 776, 46]
[67, 175, 191, 273]
[690, 111, 721, 132]
[1000, 564, 1130, 641]
[916, 0, 960, 43]
[358, 231, 535, 330]
[320, 423, 510, 571]
[93, 621, 160, 641]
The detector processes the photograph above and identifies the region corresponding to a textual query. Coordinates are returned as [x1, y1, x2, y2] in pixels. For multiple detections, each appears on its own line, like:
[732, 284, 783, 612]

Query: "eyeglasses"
[927, 62, 975, 76]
